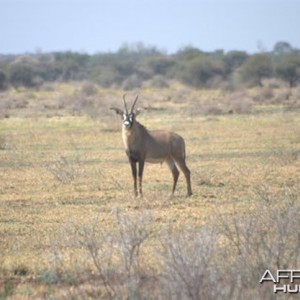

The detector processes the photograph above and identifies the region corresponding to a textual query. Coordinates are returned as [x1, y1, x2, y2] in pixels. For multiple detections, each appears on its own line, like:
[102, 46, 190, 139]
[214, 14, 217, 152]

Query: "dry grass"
[0, 83, 300, 298]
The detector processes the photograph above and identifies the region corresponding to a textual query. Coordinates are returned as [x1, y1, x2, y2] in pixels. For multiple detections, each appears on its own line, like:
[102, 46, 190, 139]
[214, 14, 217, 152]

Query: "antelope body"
[111, 95, 192, 197]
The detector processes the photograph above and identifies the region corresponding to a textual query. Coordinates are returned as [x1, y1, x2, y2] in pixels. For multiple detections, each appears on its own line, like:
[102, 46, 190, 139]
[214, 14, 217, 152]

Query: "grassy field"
[0, 83, 300, 299]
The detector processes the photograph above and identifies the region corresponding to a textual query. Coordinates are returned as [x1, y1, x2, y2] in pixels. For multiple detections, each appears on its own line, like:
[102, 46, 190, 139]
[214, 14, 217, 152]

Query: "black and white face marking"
[123, 113, 134, 129]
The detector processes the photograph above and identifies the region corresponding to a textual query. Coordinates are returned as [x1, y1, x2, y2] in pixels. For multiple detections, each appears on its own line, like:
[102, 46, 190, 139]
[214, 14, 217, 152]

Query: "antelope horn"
[123, 94, 128, 114]
[131, 95, 139, 113]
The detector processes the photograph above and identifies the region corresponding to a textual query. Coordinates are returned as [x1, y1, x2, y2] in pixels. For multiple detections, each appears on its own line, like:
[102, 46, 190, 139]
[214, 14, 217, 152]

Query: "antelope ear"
[110, 107, 124, 116]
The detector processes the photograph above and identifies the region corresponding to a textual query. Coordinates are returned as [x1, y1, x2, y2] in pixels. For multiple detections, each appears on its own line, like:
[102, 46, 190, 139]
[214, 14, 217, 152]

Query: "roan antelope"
[110, 94, 192, 198]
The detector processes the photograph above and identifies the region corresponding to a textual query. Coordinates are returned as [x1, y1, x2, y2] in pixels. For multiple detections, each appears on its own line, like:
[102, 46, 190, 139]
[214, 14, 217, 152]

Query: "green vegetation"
[1, 41, 300, 90]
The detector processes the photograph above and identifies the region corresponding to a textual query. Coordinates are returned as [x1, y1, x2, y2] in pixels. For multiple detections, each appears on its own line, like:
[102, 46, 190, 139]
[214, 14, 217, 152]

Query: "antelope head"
[111, 94, 139, 129]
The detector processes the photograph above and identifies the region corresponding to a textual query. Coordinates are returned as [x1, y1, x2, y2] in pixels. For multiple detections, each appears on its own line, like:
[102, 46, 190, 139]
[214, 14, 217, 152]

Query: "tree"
[0, 71, 6, 90]
[224, 51, 248, 76]
[276, 52, 300, 87]
[240, 54, 273, 87]
[8, 61, 37, 88]
[176, 55, 221, 87]
[174, 48, 224, 87]
[145, 55, 176, 76]
[273, 41, 293, 55]
[176, 46, 203, 61]
[54, 51, 90, 81]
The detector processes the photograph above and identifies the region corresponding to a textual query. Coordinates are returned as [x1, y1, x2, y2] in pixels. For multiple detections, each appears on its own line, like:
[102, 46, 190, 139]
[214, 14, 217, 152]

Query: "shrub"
[48, 209, 153, 299]
[7, 57, 41, 89]
[240, 54, 273, 87]
[44, 187, 300, 299]
[44, 155, 84, 184]
[252, 87, 275, 104]
[80, 82, 98, 96]
[150, 75, 169, 88]
[276, 53, 300, 87]
[121, 73, 142, 90]
[0, 71, 7, 90]
[175, 54, 223, 88]
[0, 135, 7, 150]
[214, 187, 300, 298]
[38, 270, 60, 285]
[227, 90, 253, 114]
[158, 226, 220, 299]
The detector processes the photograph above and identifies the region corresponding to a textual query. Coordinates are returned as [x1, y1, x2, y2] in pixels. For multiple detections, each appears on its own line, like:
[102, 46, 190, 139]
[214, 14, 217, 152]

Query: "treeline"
[0, 41, 299, 90]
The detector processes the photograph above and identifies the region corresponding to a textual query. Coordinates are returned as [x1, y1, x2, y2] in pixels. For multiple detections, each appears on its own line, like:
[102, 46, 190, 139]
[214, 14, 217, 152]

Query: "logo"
[260, 270, 300, 293]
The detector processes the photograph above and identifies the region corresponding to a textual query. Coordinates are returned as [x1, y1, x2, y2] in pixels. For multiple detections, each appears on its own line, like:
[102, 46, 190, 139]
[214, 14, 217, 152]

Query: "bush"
[45, 185, 300, 299]
[44, 155, 85, 184]
[49, 209, 153, 299]
[228, 97, 253, 114]
[0, 71, 7, 90]
[226, 90, 253, 114]
[276, 52, 300, 87]
[38, 270, 60, 285]
[150, 75, 169, 88]
[0, 99, 9, 119]
[5, 56, 46, 89]
[240, 54, 273, 87]
[145, 55, 176, 75]
[158, 226, 220, 299]
[175, 54, 223, 88]
[80, 82, 98, 96]
[214, 186, 300, 299]
[252, 86, 275, 104]
[121, 73, 142, 90]
[91, 66, 118, 88]
[0, 135, 7, 150]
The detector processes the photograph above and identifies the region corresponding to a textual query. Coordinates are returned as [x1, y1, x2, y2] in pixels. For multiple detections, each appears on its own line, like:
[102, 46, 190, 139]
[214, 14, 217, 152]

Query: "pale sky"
[1, 0, 299, 54]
